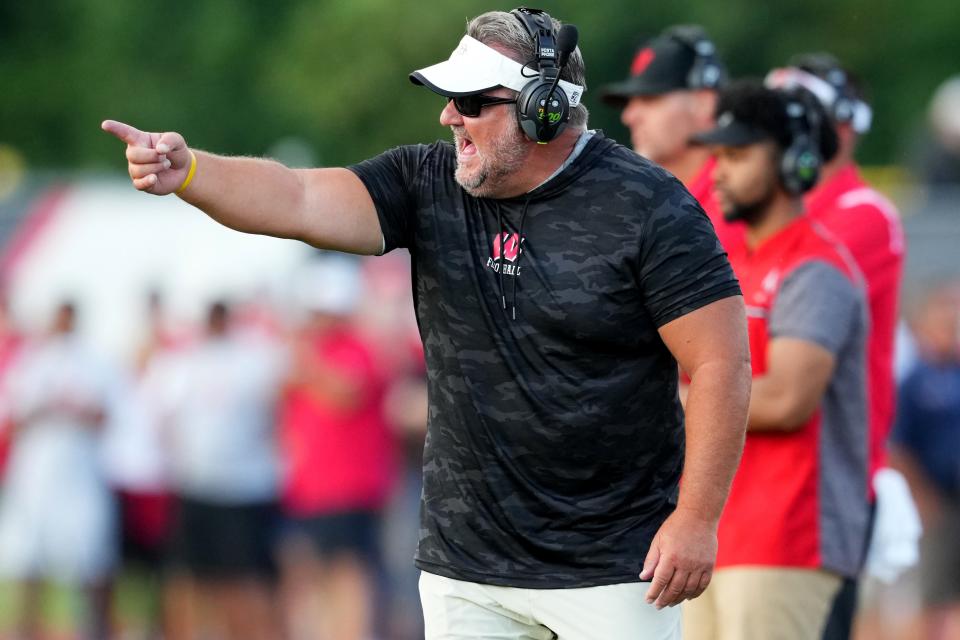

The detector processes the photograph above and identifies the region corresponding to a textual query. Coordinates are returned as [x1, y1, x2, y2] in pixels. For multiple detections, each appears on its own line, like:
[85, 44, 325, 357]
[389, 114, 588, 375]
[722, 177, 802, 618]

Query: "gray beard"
[453, 125, 529, 198]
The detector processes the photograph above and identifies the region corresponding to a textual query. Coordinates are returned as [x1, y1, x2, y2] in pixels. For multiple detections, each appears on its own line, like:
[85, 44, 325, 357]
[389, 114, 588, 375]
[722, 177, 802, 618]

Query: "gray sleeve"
[769, 261, 865, 354]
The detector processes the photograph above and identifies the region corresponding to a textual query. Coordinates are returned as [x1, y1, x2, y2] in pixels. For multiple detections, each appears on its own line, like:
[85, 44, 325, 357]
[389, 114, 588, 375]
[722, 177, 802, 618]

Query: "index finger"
[653, 568, 689, 609]
[645, 562, 675, 605]
[101, 120, 151, 147]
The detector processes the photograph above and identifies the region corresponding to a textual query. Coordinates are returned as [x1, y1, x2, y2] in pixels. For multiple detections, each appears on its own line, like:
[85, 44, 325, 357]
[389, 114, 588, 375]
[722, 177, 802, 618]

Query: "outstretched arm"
[642, 295, 750, 609]
[101, 120, 384, 255]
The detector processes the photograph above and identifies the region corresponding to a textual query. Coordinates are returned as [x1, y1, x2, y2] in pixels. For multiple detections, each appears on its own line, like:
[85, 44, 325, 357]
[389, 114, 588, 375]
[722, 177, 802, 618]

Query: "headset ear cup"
[667, 28, 725, 90]
[780, 138, 821, 195]
[780, 148, 799, 195]
[687, 54, 721, 89]
[692, 60, 723, 89]
[794, 147, 821, 192]
[779, 93, 823, 194]
[516, 81, 570, 143]
[516, 81, 540, 142]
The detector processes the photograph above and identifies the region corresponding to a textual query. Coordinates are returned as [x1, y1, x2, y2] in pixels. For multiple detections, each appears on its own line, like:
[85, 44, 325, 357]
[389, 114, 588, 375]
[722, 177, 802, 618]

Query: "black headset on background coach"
[663, 25, 726, 90]
[789, 52, 873, 134]
[511, 7, 579, 144]
[780, 89, 824, 195]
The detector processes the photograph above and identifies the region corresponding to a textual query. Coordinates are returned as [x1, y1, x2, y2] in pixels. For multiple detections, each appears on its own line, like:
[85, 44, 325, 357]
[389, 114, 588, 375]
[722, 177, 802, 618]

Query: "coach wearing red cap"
[602, 25, 743, 250]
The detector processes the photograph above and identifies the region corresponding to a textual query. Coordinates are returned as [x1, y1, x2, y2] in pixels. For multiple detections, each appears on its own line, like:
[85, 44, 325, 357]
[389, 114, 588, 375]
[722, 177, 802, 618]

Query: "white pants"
[420, 570, 681, 640]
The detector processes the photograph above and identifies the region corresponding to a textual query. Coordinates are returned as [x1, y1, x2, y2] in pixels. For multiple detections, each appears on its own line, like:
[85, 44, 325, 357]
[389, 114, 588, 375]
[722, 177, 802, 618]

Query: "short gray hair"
[467, 11, 589, 129]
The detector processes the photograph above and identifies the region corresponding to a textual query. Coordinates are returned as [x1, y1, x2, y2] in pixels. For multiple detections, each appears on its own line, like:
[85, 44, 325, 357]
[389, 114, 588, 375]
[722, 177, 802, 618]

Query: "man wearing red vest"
[600, 25, 743, 250]
[767, 54, 904, 491]
[766, 55, 906, 639]
[683, 81, 870, 640]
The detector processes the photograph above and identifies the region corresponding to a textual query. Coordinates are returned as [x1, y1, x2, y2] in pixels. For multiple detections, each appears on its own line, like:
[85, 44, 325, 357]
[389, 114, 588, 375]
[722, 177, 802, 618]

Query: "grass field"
[0, 569, 157, 639]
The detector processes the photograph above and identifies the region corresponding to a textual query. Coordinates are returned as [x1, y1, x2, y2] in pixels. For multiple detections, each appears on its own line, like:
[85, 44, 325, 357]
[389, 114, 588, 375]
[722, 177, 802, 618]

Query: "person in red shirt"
[277, 256, 397, 640]
[601, 25, 743, 250]
[766, 54, 906, 640]
[683, 81, 870, 640]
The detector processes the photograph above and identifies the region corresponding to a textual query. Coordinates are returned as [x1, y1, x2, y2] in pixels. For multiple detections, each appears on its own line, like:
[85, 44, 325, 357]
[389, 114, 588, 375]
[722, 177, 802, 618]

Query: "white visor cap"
[410, 35, 584, 108]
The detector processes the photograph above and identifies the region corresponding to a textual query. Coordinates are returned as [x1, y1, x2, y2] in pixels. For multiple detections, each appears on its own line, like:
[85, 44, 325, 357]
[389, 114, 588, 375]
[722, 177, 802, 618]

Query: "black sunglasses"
[448, 94, 517, 118]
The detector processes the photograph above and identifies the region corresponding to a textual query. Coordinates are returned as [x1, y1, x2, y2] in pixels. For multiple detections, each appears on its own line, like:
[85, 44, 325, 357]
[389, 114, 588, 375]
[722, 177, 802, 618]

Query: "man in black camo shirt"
[103, 8, 750, 639]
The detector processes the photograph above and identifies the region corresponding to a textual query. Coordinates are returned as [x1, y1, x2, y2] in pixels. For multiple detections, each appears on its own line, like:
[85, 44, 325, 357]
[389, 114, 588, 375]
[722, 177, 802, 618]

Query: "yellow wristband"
[176, 150, 198, 194]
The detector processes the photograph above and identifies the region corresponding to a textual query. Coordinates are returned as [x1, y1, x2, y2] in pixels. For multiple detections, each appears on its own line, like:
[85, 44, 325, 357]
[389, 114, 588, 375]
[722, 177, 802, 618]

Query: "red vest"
[719, 216, 863, 570]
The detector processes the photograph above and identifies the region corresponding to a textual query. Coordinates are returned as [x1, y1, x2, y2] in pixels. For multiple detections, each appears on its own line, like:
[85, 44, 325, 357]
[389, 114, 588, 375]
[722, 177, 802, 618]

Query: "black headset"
[665, 25, 726, 90]
[827, 68, 858, 123]
[792, 53, 872, 134]
[511, 7, 573, 143]
[779, 91, 823, 195]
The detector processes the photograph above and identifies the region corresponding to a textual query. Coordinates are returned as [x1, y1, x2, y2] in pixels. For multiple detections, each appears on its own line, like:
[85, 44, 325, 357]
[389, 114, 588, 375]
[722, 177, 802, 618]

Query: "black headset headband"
[666, 25, 711, 53]
[512, 7, 559, 78]
[784, 90, 821, 144]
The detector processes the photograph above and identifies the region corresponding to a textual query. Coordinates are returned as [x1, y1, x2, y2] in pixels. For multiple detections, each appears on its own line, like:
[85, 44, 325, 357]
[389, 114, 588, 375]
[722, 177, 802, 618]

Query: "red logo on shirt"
[492, 233, 524, 263]
[631, 48, 656, 76]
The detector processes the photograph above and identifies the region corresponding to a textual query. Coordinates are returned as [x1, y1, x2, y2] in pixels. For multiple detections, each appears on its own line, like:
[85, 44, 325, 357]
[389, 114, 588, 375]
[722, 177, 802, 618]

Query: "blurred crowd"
[0, 253, 429, 640]
[1, 18, 960, 640]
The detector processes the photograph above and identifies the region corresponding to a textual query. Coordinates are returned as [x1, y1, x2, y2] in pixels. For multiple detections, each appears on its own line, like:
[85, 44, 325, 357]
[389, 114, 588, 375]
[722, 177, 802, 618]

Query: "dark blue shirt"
[891, 360, 960, 498]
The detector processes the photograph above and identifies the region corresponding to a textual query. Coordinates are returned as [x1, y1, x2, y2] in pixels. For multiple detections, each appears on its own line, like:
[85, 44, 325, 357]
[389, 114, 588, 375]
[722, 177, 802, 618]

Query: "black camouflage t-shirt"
[349, 132, 740, 588]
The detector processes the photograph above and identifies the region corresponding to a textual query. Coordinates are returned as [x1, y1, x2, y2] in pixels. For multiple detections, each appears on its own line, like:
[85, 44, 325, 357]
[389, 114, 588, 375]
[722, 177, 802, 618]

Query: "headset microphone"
[556, 24, 579, 68]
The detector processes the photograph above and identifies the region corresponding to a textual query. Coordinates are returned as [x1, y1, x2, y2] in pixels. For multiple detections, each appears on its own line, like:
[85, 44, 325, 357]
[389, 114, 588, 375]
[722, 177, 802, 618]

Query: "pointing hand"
[101, 120, 193, 195]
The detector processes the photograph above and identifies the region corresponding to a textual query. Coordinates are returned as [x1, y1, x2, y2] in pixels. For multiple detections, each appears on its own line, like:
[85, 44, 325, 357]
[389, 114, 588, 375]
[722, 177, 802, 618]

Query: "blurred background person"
[354, 253, 428, 640]
[911, 75, 960, 188]
[0, 300, 121, 640]
[888, 281, 960, 639]
[100, 290, 182, 639]
[134, 288, 190, 370]
[379, 359, 427, 640]
[766, 52, 906, 640]
[600, 24, 743, 250]
[0, 294, 25, 478]
[277, 256, 398, 640]
[684, 81, 869, 640]
[155, 300, 287, 640]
